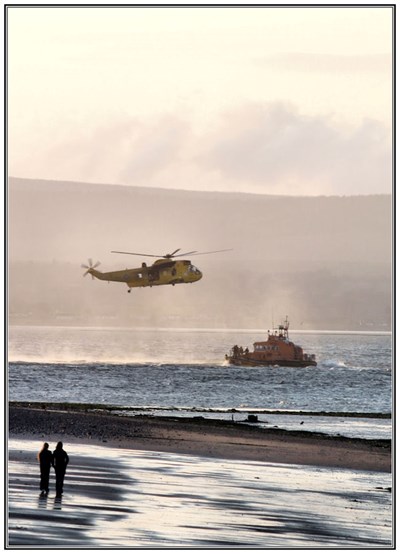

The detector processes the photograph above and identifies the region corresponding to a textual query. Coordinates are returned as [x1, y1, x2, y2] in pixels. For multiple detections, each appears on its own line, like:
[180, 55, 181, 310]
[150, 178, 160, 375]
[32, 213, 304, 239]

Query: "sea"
[8, 326, 392, 441]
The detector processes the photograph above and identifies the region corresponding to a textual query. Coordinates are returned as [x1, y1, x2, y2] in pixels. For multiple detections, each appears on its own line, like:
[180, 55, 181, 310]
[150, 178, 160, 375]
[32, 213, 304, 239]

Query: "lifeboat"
[225, 317, 317, 367]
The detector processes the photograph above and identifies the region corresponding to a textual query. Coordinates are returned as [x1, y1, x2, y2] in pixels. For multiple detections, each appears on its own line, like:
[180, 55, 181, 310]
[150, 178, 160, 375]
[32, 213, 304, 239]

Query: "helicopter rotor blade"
[187, 249, 233, 256]
[175, 250, 198, 257]
[111, 249, 231, 259]
[111, 249, 187, 259]
[111, 251, 162, 258]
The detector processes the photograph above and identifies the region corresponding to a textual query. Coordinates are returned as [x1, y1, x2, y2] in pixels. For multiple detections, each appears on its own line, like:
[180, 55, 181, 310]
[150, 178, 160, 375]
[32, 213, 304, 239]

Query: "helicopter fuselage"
[87, 259, 202, 289]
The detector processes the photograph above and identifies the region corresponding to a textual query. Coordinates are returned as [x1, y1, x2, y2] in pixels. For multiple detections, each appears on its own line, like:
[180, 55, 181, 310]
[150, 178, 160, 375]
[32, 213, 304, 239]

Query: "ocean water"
[8, 326, 392, 440]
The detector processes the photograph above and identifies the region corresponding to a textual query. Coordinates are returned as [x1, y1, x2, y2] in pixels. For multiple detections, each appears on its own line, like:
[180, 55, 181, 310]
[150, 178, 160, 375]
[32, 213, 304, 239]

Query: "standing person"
[53, 441, 69, 497]
[37, 442, 53, 496]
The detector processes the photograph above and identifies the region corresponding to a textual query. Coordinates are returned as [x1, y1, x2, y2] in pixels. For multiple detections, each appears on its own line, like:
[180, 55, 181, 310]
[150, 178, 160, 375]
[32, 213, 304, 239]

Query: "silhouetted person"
[38, 442, 54, 496]
[53, 441, 69, 497]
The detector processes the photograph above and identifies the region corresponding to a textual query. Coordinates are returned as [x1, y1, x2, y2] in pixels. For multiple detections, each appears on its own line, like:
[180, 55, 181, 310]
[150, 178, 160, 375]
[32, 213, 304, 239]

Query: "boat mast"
[278, 316, 289, 339]
[284, 316, 289, 338]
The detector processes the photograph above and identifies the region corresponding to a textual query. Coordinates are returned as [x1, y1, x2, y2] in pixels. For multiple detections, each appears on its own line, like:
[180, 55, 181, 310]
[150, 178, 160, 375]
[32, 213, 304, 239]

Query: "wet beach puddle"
[8, 439, 392, 547]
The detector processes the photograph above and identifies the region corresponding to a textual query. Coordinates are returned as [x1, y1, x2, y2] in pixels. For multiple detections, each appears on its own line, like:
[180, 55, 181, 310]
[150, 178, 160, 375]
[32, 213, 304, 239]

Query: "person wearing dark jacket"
[38, 442, 54, 496]
[53, 441, 69, 497]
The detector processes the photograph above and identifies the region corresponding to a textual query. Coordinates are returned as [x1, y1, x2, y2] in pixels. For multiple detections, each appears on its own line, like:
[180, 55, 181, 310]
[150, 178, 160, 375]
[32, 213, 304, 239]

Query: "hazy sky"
[7, 5, 393, 195]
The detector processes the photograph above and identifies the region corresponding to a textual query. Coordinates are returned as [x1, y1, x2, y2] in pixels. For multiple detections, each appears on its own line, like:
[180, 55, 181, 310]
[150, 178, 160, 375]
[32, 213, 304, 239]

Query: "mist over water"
[8, 325, 391, 367]
[9, 326, 238, 365]
[8, 179, 392, 332]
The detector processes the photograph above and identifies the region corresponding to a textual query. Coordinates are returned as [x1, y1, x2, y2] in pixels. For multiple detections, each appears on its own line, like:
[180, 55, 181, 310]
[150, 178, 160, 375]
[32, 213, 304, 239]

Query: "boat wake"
[321, 359, 348, 369]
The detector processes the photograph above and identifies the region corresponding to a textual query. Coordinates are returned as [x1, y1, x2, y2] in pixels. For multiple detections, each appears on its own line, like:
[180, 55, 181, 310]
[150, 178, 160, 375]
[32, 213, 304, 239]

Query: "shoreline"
[8, 323, 392, 335]
[9, 404, 391, 472]
[8, 400, 392, 418]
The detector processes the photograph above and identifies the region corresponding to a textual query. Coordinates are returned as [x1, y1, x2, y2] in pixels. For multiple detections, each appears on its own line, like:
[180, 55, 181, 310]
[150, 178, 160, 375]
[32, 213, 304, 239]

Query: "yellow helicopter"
[82, 248, 232, 293]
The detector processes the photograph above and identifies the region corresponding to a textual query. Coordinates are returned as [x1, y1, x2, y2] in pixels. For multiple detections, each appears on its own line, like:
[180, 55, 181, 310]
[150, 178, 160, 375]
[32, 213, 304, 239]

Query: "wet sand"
[8, 439, 392, 547]
[8, 406, 392, 547]
[9, 404, 391, 472]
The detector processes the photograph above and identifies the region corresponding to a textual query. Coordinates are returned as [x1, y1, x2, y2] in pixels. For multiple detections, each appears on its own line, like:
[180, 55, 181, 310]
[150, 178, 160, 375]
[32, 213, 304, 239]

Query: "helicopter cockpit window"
[189, 265, 201, 274]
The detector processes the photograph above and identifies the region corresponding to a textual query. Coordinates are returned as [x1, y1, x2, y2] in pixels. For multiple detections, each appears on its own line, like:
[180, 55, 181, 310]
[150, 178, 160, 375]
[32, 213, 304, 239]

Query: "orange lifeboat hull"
[225, 354, 317, 367]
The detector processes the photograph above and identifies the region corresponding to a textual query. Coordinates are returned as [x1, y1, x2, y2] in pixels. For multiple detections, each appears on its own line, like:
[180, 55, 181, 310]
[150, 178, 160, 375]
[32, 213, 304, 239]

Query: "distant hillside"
[8, 177, 392, 330]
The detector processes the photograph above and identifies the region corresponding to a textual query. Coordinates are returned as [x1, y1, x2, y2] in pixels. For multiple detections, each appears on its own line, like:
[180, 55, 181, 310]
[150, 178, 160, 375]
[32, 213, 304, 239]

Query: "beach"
[8, 404, 392, 547]
[9, 404, 391, 472]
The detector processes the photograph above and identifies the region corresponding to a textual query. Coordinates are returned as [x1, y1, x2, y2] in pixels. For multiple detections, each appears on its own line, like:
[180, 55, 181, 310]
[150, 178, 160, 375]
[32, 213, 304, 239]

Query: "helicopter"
[81, 248, 232, 293]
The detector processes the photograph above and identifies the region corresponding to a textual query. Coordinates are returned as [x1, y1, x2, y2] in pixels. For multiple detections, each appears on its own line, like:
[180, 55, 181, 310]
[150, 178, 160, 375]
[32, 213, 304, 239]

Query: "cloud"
[114, 117, 191, 182]
[259, 53, 392, 74]
[196, 102, 392, 195]
[10, 103, 391, 196]
[43, 115, 192, 185]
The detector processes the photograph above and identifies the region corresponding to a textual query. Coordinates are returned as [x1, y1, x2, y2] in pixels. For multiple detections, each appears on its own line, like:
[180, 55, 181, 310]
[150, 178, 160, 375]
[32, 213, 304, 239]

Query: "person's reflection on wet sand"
[38, 493, 48, 509]
[53, 495, 62, 510]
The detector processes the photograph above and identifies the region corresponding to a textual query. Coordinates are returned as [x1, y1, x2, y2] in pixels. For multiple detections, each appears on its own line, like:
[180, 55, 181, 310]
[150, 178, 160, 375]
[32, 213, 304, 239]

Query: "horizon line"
[8, 175, 392, 199]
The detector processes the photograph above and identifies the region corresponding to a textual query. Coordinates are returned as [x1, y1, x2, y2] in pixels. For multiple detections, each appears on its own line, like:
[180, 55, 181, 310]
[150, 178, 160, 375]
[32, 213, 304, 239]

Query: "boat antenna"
[284, 315, 289, 338]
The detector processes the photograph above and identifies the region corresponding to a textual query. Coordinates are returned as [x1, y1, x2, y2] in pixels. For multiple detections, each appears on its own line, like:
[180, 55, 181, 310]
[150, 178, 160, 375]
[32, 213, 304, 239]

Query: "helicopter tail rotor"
[81, 259, 101, 278]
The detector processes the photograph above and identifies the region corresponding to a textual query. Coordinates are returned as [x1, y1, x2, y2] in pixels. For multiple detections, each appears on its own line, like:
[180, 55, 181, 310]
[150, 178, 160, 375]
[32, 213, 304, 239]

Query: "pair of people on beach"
[38, 441, 69, 497]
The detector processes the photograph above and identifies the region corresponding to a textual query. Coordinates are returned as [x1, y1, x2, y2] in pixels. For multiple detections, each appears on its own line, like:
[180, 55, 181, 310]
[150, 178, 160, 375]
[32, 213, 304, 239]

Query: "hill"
[8, 177, 392, 330]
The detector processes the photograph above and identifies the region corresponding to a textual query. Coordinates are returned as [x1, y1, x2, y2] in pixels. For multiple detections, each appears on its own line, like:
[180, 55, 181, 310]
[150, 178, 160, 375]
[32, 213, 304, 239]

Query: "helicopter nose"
[190, 265, 202, 281]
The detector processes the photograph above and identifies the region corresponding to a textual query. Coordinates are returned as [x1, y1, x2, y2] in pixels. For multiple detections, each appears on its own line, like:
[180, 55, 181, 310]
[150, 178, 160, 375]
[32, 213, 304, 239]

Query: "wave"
[320, 359, 348, 369]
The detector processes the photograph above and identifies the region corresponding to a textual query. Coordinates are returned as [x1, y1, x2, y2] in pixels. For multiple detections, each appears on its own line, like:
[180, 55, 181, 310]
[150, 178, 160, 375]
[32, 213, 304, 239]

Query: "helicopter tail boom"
[86, 268, 106, 280]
